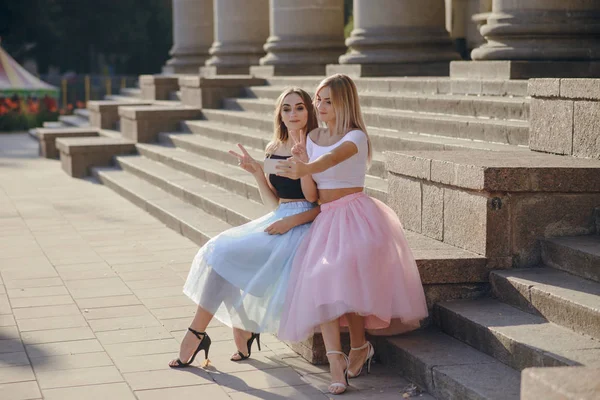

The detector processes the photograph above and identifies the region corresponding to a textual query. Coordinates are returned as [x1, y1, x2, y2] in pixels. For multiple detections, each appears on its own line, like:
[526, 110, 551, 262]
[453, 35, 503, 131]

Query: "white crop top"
[307, 129, 368, 189]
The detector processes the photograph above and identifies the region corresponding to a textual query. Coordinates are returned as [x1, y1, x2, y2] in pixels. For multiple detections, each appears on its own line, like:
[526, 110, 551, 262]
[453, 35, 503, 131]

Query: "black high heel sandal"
[231, 333, 261, 361]
[169, 327, 211, 368]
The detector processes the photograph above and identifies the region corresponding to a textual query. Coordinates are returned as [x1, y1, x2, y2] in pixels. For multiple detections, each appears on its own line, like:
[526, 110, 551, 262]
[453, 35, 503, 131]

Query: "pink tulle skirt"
[278, 192, 428, 342]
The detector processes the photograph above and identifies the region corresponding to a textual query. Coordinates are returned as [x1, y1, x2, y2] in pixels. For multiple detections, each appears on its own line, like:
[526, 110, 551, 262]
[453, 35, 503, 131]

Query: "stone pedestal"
[140, 76, 180, 101]
[464, 0, 600, 78]
[202, 0, 269, 76]
[164, 0, 214, 74]
[88, 100, 152, 130]
[120, 106, 202, 143]
[328, 0, 460, 77]
[35, 128, 99, 159]
[252, 0, 345, 77]
[57, 137, 136, 178]
[178, 75, 265, 109]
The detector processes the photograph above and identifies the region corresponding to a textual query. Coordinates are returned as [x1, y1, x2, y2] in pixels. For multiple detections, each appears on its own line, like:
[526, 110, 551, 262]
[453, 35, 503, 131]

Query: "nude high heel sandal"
[347, 341, 374, 378]
[326, 350, 350, 395]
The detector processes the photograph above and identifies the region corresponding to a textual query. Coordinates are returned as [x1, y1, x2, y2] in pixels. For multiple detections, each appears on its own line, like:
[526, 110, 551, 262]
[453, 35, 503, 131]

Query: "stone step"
[490, 268, 600, 340]
[261, 77, 529, 97]
[183, 117, 388, 178]
[120, 87, 141, 98]
[159, 130, 388, 202]
[542, 235, 600, 283]
[169, 90, 182, 101]
[92, 166, 231, 246]
[239, 89, 529, 121]
[114, 154, 269, 227]
[59, 114, 91, 128]
[74, 108, 90, 119]
[435, 298, 600, 371]
[201, 106, 529, 147]
[135, 143, 264, 202]
[379, 328, 521, 400]
[105, 142, 488, 288]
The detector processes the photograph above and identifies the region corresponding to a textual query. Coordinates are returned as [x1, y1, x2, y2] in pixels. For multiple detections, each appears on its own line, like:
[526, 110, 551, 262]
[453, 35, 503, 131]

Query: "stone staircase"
[43, 75, 600, 399]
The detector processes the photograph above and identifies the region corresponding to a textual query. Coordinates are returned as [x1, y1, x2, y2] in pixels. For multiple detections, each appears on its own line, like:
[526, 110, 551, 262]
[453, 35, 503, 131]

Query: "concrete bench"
[56, 136, 136, 178]
[34, 128, 99, 159]
[87, 100, 152, 129]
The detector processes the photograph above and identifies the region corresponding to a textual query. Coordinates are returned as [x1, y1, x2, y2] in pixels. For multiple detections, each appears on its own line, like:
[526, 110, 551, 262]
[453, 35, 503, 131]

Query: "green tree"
[0, 0, 172, 75]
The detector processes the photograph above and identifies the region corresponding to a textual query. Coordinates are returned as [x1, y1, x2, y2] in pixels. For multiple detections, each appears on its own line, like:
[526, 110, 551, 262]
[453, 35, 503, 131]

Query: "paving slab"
[0, 133, 431, 399]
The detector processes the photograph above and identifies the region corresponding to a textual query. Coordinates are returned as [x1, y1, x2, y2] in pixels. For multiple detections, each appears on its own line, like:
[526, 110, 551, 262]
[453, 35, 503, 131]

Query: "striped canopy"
[0, 45, 58, 97]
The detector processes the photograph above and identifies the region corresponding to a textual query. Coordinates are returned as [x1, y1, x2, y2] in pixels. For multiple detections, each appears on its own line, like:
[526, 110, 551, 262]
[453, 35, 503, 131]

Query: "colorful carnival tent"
[0, 45, 58, 98]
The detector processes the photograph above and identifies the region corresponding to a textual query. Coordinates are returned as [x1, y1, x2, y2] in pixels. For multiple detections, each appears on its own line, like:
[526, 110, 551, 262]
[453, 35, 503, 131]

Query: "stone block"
[326, 62, 450, 78]
[559, 79, 600, 100]
[178, 75, 265, 109]
[139, 75, 179, 100]
[35, 128, 99, 158]
[529, 98, 574, 155]
[387, 175, 422, 233]
[443, 189, 488, 255]
[119, 106, 201, 143]
[528, 79, 560, 98]
[573, 101, 600, 159]
[521, 367, 600, 400]
[88, 101, 151, 129]
[56, 137, 136, 178]
[422, 183, 443, 241]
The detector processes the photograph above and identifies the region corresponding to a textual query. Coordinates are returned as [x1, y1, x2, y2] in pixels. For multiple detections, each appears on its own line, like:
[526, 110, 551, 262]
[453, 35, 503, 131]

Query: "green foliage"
[0, 0, 172, 75]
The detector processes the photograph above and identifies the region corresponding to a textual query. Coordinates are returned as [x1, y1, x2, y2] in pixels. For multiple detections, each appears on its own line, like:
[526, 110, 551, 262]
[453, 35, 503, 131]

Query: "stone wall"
[529, 79, 600, 159]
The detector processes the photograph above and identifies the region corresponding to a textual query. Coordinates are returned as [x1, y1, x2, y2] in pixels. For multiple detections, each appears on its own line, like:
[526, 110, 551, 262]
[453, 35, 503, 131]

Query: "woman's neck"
[325, 121, 336, 134]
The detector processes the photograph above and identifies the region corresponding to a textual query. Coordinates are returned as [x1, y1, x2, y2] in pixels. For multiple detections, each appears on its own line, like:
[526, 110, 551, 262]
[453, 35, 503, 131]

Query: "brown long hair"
[315, 74, 372, 162]
[266, 87, 318, 155]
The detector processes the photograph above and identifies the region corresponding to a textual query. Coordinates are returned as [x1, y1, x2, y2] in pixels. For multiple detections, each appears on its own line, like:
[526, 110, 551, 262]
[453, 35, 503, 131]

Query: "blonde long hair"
[266, 87, 318, 155]
[315, 74, 372, 162]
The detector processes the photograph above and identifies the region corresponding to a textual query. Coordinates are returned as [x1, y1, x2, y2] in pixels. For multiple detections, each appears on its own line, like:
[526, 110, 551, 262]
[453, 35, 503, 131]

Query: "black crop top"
[267, 155, 305, 200]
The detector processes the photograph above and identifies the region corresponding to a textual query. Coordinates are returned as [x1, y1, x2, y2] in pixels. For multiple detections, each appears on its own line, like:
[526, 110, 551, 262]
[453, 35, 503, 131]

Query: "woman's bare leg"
[321, 318, 347, 394]
[231, 328, 253, 360]
[345, 313, 370, 375]
[168, 306, 213, 367]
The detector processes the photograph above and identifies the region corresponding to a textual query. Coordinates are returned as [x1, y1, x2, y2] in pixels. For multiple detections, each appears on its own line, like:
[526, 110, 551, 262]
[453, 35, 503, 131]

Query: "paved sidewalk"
[0, 133, 430, 400]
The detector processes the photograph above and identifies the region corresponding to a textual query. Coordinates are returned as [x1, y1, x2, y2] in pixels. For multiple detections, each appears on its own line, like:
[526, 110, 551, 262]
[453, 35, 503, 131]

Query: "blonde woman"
[168, 88, 320, 368]
[277, 74, 428, 395]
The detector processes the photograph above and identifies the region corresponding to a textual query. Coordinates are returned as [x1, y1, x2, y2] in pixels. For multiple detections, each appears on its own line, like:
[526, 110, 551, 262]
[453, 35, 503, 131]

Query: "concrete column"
[202, 0, 270, 75]
[252, 0, 345, 77]
[472, 0, 600, 61]
[328, 0, 460, 77]
[164, 0, 214, 74]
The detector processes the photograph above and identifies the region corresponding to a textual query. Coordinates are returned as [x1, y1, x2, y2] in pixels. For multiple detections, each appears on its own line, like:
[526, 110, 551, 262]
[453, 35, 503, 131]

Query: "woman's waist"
[277, 199, 315, 209]
[319, 191, 367, 211]
[318, 188, 364, 204]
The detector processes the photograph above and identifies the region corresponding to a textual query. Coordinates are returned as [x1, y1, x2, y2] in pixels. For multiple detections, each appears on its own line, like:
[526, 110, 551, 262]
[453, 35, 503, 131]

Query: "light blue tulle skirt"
[183, 200, 315, 333]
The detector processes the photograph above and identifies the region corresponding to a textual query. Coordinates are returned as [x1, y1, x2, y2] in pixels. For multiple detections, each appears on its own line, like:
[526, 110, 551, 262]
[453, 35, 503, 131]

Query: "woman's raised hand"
[229, 144, 261, 175]
[275, 156, 309, 180]
[289, 129, 309, 163]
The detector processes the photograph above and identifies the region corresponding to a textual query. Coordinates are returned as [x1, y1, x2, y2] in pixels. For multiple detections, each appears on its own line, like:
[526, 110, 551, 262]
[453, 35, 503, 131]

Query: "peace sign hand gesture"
[289, 129, 309, 163]
[229, 144, 261, 175]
